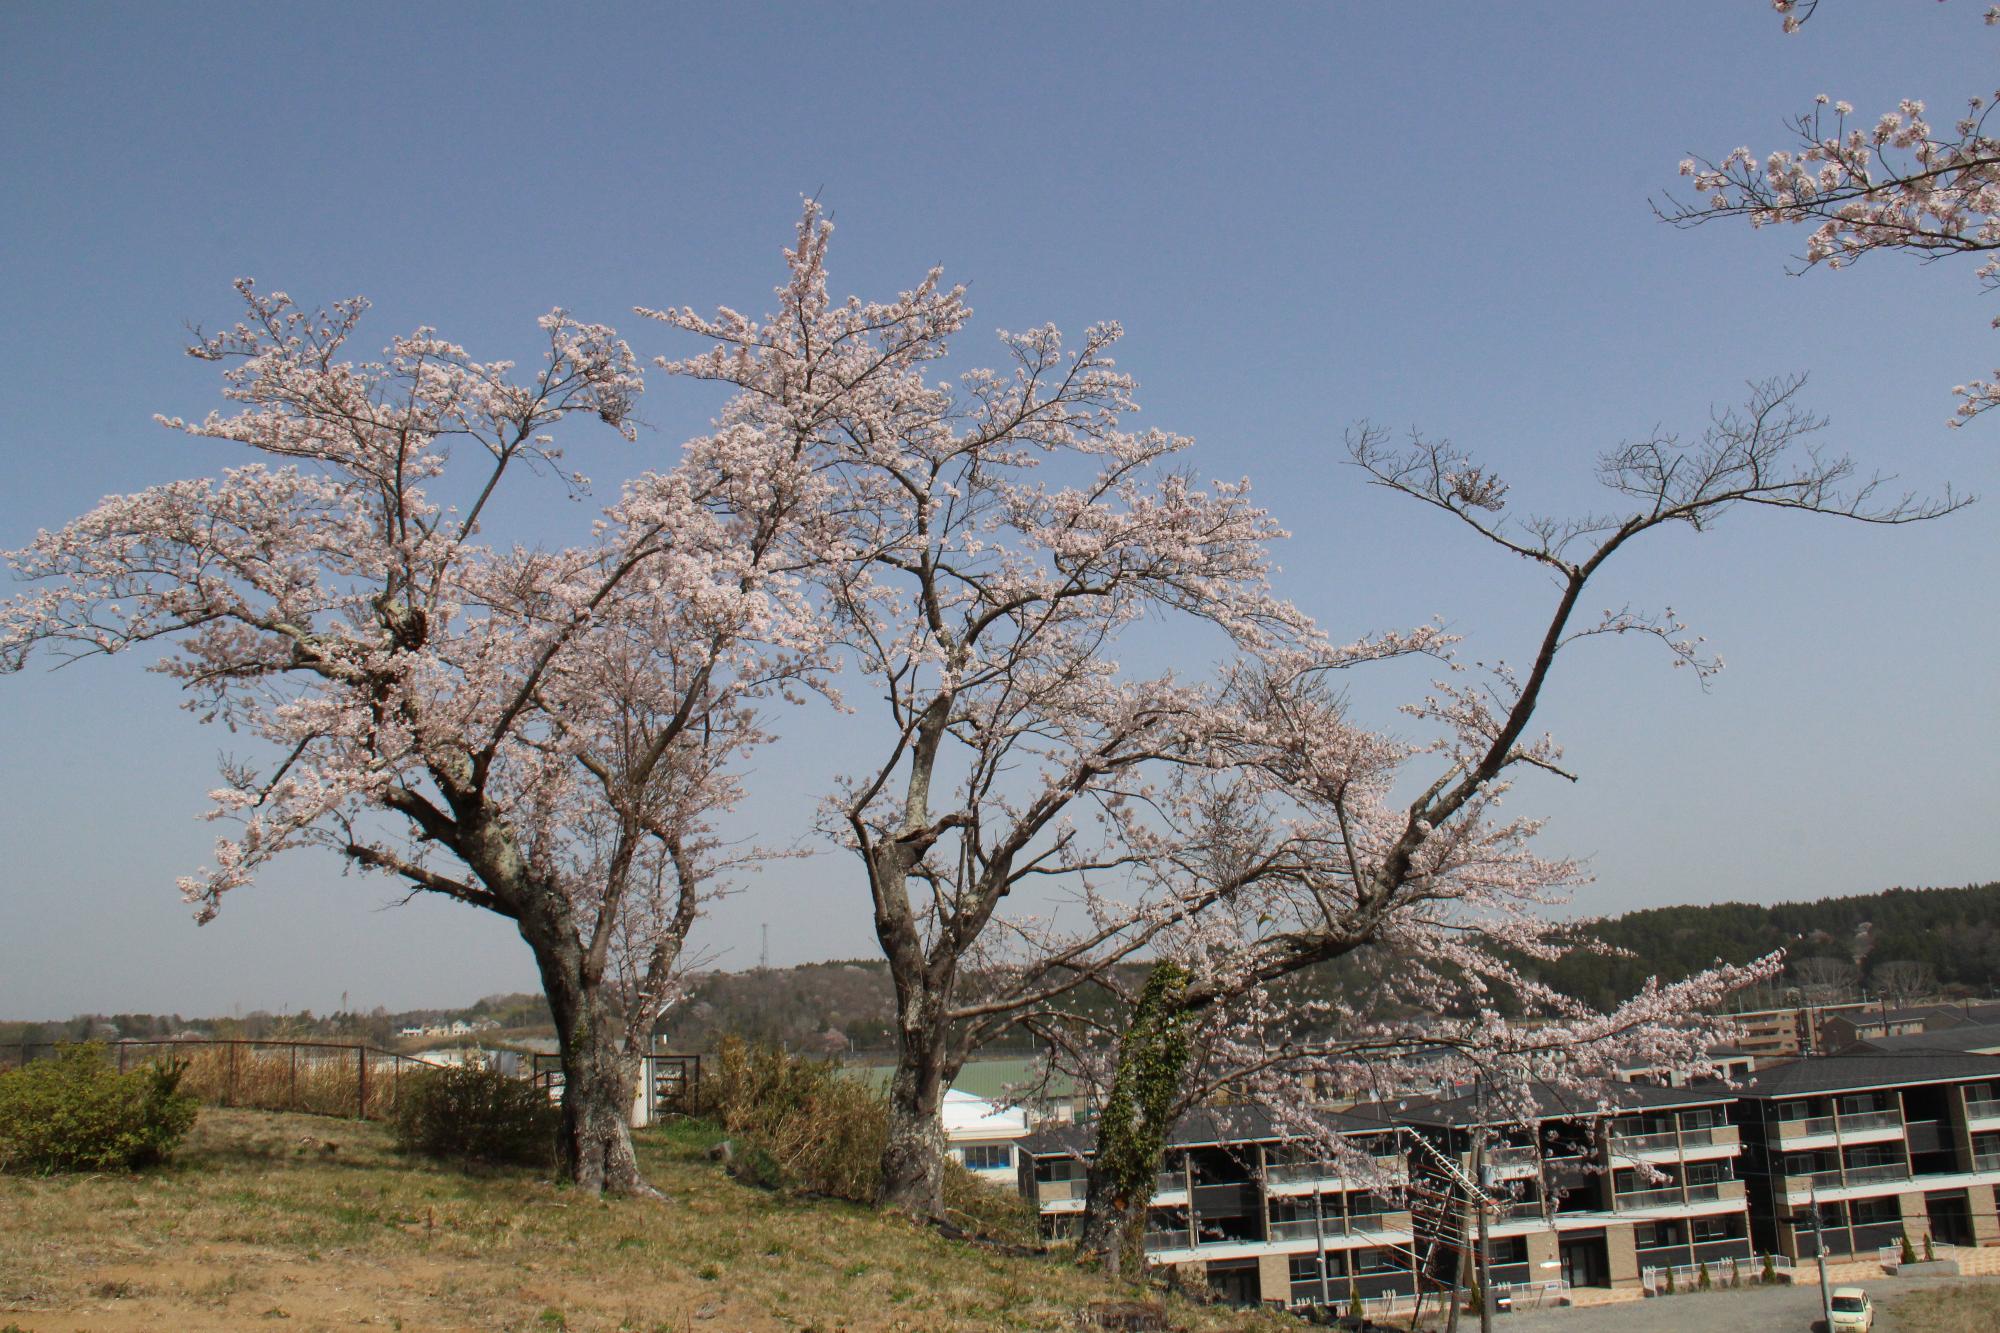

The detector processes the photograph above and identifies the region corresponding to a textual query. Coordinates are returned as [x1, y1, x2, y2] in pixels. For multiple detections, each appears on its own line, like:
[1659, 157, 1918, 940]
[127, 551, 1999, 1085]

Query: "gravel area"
[1490, 1273, 2000, 1332]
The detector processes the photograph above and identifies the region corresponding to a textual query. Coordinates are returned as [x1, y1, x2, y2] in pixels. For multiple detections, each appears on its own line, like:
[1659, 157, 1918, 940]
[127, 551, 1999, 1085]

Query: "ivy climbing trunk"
[1078, 963, 1194, 1275]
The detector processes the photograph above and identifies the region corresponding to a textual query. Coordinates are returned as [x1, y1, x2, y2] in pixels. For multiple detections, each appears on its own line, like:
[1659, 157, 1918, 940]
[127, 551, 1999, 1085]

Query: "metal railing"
[1142, 1231, 1188, 1253]
[1610, 1129, 1680, 1154]
[1782, 1168, 1846, 1190]
[1777, 1115, 1839, 1138]
[1643, 1254, 1790, 1292]
[1973, 1152, 2000, 1172]
[1614, 1185, 1686, 1210]
[4, 1037, 440, 1121]
[1965, 1097, 2000, 1120]
[1683, 1180, 1742, 1201]
[1265, 1159, 1343, 1184]
[1842, 1161, 1910, 1184]
[1839, 1109, 1904, 1132]
[1153, 1169, 1188, 1193]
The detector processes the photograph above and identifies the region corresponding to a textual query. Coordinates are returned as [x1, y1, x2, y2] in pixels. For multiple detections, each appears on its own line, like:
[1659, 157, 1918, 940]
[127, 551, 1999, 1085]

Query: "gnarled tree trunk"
[518, 890, 655, 1197]
[878, 1019, 950, 1215]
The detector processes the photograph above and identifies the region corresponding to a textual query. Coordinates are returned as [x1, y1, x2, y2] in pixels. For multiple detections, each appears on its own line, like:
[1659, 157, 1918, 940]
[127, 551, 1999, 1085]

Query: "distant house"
[943, 1089, 1029, 1180]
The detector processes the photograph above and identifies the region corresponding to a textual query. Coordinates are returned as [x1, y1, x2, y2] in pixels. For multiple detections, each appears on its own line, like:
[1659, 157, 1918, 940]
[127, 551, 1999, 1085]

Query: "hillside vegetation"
[1530, 882, 2000, 1011]
[0, 1108, 1289, 1333]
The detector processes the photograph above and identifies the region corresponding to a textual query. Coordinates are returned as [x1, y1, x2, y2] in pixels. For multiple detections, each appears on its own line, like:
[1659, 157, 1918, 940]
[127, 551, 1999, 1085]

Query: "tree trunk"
[518, 895, 656, 1198]
[877, 999, 951, 1216]
[1079, 962, 1194, 1275]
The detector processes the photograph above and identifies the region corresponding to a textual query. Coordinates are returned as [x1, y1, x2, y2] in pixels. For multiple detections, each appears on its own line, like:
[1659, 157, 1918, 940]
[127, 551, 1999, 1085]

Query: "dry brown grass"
[0, 1107, 1297, 1332]
[173, 1045, 416, 1119]
[1885, 1283, 2000, 1332]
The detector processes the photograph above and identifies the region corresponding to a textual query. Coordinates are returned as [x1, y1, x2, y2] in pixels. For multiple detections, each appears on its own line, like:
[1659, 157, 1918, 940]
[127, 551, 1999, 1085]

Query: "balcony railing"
[1683, 1180, 1744, 1202]
[1153, 1170, 1187, 1194]
[1679, 1127, 1717, 1148]
[1037, 1178, 1086, 1204]
[1267, 1217, 1322, 1242]
[1265, 1160, 1342, 1185]
[1843, 1161, 1910, 1184]
[1143, 1231, 1188, 1253]
[1614, 1186, 1685, 1210]
[1782, 1169, 1846, 1191]
[1611, 1130, 1681, 1154]
[1839, 1110, 1904, 1132]
[1777, 1116, 1838, 1138]
[1348, 1211, 1400, 1234]
[1966, 1097, 2000, 1120]
[1973, 1152, 2000, 1172]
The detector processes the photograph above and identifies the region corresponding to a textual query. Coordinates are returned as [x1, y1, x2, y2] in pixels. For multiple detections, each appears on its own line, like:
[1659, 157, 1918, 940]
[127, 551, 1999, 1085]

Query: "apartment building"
[1732, 1052, 2000, 1260]
[1385, 1082, 1756, 1294]
[1018, 1107, 1417, 1309]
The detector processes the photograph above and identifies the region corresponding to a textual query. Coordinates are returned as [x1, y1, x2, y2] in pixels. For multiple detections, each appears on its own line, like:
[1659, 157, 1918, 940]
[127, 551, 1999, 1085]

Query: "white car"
[1828, 1287, 1874, 1332]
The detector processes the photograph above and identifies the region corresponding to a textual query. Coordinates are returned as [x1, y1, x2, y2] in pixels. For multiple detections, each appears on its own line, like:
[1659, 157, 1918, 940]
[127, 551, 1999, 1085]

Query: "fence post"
[357, 1046, 369, 1119]
[227, 1043, 238, 1107]
[290, 1046, 299, 1111]
[117, 1042, 127, 1073]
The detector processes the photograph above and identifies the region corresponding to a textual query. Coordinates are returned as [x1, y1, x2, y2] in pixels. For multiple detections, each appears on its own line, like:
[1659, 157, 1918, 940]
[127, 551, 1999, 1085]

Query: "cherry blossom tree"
[645, 205, 1337, 1216]
[1058, 375, 1960, 1271]
[0, 284, 823, 1195]
[1663, 1, 2000, 424]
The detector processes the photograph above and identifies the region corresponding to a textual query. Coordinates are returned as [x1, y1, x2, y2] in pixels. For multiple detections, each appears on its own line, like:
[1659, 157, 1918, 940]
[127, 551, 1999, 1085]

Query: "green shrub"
[1901, 1231, 1917, 1265]
[0, 1043, 198, 1173]
[1698, 1263, 1712, 1291]
[392, 1062, 558, 1168]
[1761, 1254, 1777, 1284]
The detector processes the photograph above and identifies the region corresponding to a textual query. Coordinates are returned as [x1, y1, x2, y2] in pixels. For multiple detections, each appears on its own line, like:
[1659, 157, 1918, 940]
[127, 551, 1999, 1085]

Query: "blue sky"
[2, 2, 1994, 1018]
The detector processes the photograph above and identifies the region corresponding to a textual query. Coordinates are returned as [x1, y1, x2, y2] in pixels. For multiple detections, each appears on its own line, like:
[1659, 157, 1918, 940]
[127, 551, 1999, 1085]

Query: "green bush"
[393, 1062, 558, 1168]
[0, 1043, 198, 1173]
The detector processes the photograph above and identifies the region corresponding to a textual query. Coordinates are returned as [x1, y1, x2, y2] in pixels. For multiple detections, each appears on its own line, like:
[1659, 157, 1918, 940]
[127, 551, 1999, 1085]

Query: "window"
[1355, 1247, 1403, 1274]
[1489, 1237, 1527, 1265]
[1849, 1197, 1901, 1227]
[961, 1144, 1012, 1171]
[1680, 1107, 1719, 1131]
[1692, 1215, 1743, 1242]
[1636, 1222, 1685, 1248]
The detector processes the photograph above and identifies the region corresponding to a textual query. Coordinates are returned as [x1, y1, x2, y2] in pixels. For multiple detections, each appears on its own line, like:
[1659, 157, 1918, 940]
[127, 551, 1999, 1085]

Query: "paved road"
[1493, 1273, 2000, 1332]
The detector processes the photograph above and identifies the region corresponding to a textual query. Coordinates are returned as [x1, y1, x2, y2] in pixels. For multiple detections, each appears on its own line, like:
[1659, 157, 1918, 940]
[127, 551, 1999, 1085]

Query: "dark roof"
[1017, 1104, 1397, 1160]
[1355, 1078, 1735, 1130]
[1847, 1023, 2000, 1056]
[1735, 1052, 2000, 1098]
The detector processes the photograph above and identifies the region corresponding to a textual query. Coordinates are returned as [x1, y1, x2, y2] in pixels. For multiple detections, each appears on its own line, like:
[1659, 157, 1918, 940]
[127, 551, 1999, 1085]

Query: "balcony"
[1267, 1217, 1323, 1242]
[1974, 1152, 2000, 1173]
[1842, 1161, 1910, 1185]
[1966, 1097, 2000, 1122]
[1265, 1160, 1343, 1185]
[1614, 1186, 1686, 1210]
[1142, 1231, 1189, 1254]
[1037, 1178, 1086, 1207]
[1610, 1129, 1681, 1155]
[1775, 1116, 1838, 1141]
[1347, 1211, 1406, 1234]
[1839, 1110, 1904, 1132]
[1153, 1169, 1187, 1196]
[1780, 1169, 1846, 1192]
[1683, 1180, 1747, 1203]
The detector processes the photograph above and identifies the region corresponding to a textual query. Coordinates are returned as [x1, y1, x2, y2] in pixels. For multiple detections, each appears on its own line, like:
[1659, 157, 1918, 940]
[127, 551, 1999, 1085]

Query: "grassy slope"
[0, 1109, 1292, 1333]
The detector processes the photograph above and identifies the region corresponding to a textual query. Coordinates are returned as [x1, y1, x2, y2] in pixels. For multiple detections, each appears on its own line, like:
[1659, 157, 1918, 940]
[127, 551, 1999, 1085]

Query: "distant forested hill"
[1528, 882, 2000, 1011]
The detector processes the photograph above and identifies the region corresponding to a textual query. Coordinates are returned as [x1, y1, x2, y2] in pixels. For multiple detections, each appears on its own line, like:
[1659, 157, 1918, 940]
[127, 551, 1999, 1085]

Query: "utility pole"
[1809, 1188, 1834, 1333]
[1475, 1078, 1495, 1333]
